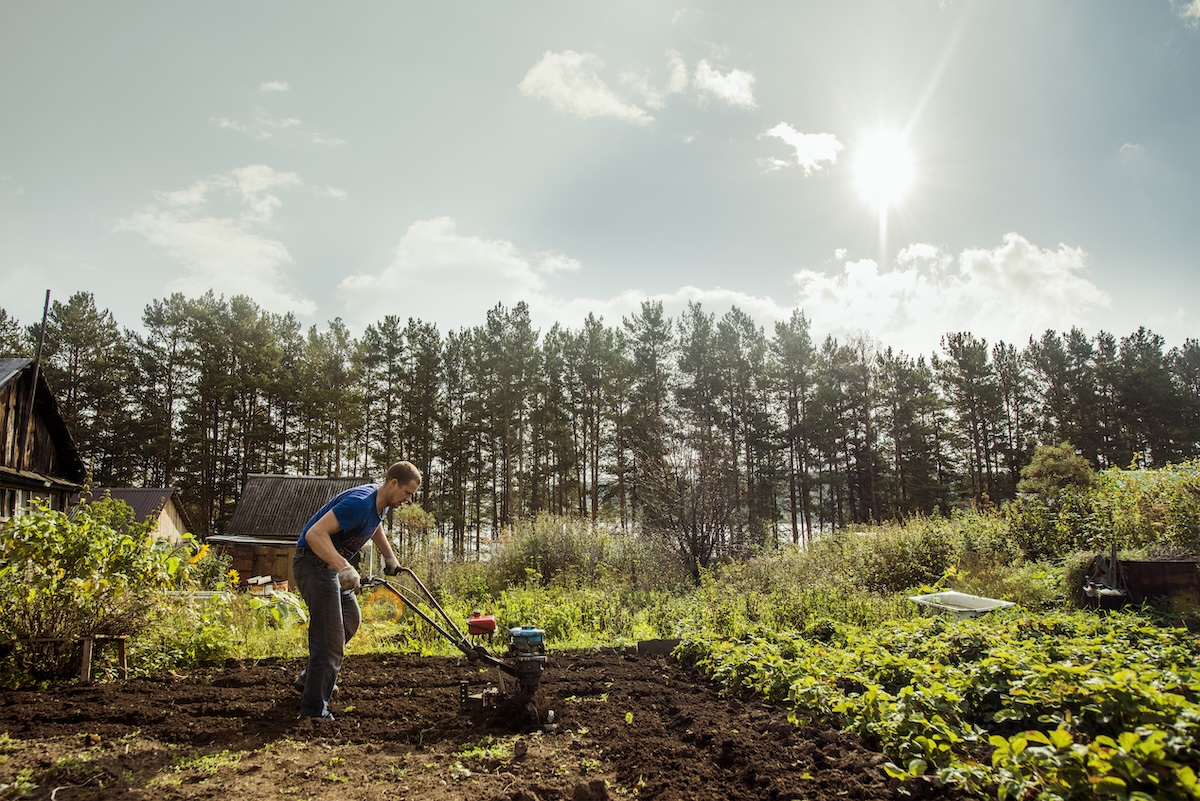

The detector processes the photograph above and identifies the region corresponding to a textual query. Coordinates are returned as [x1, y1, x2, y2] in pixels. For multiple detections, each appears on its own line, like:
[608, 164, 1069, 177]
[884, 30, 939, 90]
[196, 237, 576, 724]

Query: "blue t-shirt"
[296, 484, 388, 558]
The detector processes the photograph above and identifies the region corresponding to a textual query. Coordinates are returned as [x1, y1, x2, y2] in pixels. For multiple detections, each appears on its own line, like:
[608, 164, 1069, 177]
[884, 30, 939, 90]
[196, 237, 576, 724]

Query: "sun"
[852, 128, 915, 210]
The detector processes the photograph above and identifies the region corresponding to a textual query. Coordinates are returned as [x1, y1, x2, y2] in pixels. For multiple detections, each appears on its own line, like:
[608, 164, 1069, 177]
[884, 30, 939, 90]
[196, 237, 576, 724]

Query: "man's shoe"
[298, 712, 336, 721]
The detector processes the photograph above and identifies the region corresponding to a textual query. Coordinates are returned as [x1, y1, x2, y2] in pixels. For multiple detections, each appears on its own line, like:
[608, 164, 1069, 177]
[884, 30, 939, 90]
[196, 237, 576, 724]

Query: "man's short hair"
[386, 460, 422, 487]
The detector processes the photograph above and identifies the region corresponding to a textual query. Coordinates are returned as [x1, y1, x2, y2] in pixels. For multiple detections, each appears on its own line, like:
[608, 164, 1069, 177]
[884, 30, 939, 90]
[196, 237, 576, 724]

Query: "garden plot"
[0, 652, 965, 800]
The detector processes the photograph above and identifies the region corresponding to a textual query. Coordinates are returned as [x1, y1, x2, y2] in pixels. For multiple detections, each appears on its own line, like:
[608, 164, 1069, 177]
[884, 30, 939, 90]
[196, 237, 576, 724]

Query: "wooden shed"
[208, 474, 368, 588]
[0, 358, 86, 527]
[73, 487, 195, 545]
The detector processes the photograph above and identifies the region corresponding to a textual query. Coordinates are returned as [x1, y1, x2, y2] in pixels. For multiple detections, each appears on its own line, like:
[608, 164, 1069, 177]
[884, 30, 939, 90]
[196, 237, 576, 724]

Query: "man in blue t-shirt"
[293, 460, 422, 720]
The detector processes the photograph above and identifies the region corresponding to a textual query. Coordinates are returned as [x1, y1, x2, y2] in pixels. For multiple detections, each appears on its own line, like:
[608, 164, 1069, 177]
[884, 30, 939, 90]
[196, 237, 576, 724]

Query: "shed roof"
[223, 474, 370, 541]
[0, 358, 31, 388]
[76, 487, 196, 534]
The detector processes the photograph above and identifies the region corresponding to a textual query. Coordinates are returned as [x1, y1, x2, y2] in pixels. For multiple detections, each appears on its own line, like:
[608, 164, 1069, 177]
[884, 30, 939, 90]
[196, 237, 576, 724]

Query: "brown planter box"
[1120, 560, 1200, 611]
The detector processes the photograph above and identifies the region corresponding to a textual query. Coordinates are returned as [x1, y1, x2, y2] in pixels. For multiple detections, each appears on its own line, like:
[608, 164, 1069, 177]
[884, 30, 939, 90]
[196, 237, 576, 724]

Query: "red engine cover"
[468, 613, 497, 635]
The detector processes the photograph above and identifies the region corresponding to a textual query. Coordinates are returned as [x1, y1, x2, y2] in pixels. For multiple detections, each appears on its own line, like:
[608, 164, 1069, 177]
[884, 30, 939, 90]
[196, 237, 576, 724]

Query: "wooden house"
[74, 487, 195, 545]
[208, 474, 368, 587]
[0, 358, 86, 526]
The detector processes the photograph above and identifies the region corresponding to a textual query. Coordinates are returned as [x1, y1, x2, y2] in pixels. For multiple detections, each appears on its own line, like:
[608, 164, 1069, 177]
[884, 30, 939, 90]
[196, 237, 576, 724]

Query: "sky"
[2, 1, 1199, 357]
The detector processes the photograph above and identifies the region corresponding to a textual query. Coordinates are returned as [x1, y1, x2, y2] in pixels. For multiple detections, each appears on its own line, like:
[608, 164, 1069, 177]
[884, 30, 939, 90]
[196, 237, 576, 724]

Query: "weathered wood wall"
[0, 369, 67, 478]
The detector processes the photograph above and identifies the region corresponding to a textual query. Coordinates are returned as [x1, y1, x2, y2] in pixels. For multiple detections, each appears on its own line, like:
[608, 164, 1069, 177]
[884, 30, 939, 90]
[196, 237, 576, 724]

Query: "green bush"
[1008, 460, 1200, 561]
[0, 498, 190, 680]
[834, 520, 960, 593]
[131, 592, 309, 673]
[675, 557, 912, 639]
[1090, 462, 1200, 553]
[0, 499, 306, 682]
[358, 571, 688, 655]
[154, 539, 235, 591]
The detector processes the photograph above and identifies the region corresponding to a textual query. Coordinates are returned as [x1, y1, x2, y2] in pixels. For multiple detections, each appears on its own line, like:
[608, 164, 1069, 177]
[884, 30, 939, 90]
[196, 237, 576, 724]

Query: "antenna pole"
[23, 290, 51, 472]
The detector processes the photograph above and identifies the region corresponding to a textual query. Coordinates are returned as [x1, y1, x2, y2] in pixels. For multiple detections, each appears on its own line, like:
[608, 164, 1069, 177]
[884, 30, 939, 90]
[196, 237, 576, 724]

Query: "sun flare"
[853, 128, 915, 210]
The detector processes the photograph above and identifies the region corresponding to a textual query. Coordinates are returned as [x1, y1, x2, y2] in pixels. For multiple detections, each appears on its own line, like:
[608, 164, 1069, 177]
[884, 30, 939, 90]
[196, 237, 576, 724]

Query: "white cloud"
[338, 218, 548, 331]
[116, 165, 317, 316]
[665, 51, 690, 95]
[337, 223, 1112, 356]
[693, 60, 756, 108]
[311, 133, 348, 147]
[1119, 142, 1145, 159]
[534, 286, 789, 338]
[537, 253, 582, 273]
[520, 50, 757, 124]
[1181, 0, 1200, 24]
[316, 185, 348, 200]
[519, 51, 653, 125]
[619, 286, 784, 327]
[212, 103, 345, 147]
[792, 233, 1111, 354]
[337, 218, 788, 335]
[260, 80, 290, 92]
[760, 123, 844, 174]
[621, 50, 690, 109]
[896, 242, 945, 269]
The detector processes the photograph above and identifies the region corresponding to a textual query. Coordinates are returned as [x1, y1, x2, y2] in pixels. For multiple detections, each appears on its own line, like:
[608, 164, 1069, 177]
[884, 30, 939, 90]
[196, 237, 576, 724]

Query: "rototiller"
[360, 570, 548, 717]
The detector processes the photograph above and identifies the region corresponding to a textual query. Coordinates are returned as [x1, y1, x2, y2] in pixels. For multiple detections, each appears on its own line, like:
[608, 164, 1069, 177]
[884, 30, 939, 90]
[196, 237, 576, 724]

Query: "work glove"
[383, 556, 403, 576]
[337, 564, 361, 591]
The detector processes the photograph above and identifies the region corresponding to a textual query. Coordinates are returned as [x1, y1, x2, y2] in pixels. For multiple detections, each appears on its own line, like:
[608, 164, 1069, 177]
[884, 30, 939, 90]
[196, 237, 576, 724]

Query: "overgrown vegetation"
[0, 496, 299, 684]
[1008, 454, 1200, 560]
[0, 497, 197, 681]
[3, 458, 1200, 798]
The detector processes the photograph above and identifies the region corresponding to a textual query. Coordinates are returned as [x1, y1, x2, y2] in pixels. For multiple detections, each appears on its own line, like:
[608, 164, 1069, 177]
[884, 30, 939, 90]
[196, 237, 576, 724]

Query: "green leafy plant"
[0, 498, 188, 681]
[680, 610, 1200, 800]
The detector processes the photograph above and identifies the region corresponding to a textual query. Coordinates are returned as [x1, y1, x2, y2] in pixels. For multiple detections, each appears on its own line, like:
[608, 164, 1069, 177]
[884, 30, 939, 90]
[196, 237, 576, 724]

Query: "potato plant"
[679, 610, 1200, 800]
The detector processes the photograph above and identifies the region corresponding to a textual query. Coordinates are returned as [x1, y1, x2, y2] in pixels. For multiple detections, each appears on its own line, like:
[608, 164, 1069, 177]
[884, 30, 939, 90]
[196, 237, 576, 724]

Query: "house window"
[7, 489, 44, 518]
[0, 488, 14, 521]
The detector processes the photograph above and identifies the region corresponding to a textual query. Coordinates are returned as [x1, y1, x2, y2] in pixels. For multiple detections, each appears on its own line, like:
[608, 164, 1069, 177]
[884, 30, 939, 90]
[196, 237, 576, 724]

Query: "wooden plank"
[5, 636, 128, 682]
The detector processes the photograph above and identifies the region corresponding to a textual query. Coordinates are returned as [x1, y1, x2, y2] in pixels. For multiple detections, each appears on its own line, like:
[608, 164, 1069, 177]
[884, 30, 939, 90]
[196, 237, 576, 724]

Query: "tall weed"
[478, 513, 685, 592]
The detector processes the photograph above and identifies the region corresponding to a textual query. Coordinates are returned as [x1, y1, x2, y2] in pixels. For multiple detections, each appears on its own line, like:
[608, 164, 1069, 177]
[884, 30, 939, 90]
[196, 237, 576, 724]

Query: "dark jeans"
[293, 549, 361, 718]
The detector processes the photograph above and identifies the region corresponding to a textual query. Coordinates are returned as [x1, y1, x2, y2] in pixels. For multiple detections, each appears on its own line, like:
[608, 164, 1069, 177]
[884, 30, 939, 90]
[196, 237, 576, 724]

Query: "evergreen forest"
[2, 291, 1197, 565]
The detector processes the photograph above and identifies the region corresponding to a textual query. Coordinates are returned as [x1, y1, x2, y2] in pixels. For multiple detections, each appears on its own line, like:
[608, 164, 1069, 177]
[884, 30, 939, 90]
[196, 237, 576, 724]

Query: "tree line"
[1, 292, 1197, 566]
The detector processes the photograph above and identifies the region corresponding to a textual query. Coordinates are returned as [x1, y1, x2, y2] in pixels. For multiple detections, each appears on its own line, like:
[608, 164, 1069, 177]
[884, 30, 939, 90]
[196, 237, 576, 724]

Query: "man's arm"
[372, 525, 403, 575]
[371, 524, 398, 562]
[304, 510, 351, 571]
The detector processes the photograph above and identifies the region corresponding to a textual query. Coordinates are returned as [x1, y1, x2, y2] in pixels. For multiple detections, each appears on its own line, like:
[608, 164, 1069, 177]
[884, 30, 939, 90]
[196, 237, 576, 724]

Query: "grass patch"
[166, 748, 246, 775]
[457, 736, 514, 761]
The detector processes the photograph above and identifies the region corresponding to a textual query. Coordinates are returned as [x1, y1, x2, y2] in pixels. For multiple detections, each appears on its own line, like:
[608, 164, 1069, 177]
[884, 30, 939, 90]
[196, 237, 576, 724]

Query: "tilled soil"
[0, 651, 966, 800]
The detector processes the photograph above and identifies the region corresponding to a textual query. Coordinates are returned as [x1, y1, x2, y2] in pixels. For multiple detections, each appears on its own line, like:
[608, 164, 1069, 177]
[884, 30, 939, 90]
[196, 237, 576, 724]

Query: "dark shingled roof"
[0, 359, 31, 388]
[223, 474, 370, 541]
